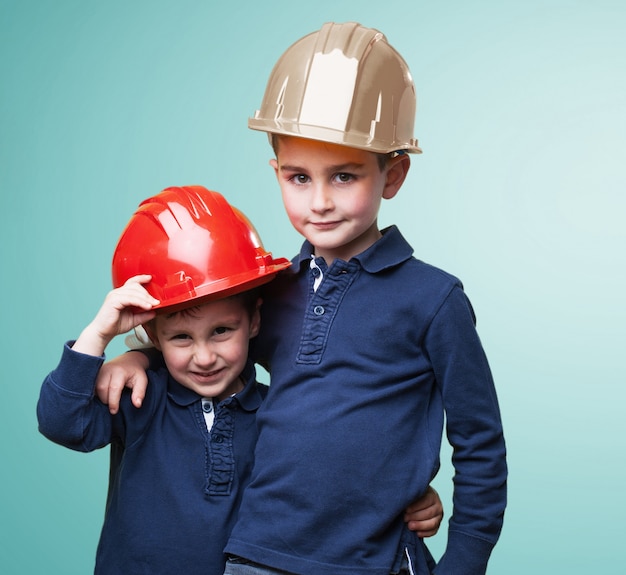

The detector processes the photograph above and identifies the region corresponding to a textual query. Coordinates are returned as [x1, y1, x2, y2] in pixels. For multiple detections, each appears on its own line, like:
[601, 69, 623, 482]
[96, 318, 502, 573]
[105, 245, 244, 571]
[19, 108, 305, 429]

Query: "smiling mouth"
[191, 368, 224, 381]
[311, 220, 341, 229]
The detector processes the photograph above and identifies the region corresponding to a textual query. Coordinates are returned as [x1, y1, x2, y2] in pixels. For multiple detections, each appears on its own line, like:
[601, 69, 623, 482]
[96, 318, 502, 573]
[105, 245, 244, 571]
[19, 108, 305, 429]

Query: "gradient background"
[1, 1, 624, 573]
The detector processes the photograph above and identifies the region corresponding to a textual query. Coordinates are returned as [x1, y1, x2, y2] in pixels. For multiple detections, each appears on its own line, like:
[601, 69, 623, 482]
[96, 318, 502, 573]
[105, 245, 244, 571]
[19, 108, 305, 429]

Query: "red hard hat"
[112, 186, 291, 311]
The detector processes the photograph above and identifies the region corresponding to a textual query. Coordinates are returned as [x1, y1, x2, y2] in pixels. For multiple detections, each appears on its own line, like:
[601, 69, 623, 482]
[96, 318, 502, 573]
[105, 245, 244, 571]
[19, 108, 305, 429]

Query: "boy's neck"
[312, 228, 383, 266]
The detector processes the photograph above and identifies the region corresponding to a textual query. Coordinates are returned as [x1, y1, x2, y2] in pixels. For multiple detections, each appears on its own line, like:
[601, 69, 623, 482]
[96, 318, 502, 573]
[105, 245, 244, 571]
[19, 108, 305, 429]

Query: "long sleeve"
[37, 342, 117, 452]
[426, 287, 507, 574]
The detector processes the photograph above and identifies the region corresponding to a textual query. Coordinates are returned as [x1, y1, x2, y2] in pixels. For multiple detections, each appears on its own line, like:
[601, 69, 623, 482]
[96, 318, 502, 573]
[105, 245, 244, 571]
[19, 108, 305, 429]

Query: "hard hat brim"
[248, 118, 422, 154]
[151, 258, 292, 314]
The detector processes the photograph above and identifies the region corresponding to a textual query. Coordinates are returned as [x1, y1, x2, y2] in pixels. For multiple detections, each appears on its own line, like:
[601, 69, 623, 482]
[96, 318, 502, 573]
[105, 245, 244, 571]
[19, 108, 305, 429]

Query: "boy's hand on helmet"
[91, 275, 159, 340]
[72, 276, 158, 358]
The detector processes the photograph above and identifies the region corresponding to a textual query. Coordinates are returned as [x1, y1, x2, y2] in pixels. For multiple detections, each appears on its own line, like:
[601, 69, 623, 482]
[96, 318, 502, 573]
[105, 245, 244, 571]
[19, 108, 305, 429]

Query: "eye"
[171, 333, 191, 340]
[333, 172, 355, 184]
[289, 173, 310, 185]
[213, 326, 230, 336]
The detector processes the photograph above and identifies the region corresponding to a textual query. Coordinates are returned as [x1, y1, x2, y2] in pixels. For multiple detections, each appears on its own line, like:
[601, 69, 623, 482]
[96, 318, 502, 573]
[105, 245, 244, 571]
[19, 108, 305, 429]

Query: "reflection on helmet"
[112, 186, 291, 311]
[249, 21, 421, 154]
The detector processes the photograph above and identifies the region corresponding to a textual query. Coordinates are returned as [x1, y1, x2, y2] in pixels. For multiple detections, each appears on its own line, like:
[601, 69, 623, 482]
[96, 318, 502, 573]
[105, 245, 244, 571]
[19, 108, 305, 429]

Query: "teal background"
[1, 0, 624, 573]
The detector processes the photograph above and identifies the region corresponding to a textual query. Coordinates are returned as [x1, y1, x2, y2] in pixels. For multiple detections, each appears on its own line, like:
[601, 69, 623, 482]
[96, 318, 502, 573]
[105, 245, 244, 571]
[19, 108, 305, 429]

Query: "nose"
[310, 183, 334, 213]
[193, 343, 216, 368]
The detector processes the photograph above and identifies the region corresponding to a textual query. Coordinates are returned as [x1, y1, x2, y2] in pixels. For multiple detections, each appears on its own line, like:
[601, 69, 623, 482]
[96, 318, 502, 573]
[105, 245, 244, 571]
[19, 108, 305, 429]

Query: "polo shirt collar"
[294, 225, 414, 273]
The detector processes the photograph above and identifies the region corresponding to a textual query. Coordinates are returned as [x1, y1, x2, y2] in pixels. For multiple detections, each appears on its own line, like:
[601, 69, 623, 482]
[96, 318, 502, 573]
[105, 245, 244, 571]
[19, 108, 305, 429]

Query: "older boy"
[220, 22, 507, 575]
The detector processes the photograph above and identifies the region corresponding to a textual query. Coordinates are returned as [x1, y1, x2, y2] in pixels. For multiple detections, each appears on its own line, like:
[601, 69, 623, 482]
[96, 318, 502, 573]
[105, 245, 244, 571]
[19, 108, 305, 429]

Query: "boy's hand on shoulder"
[404, 486, 444, 538]
[95, 351, 151, 414]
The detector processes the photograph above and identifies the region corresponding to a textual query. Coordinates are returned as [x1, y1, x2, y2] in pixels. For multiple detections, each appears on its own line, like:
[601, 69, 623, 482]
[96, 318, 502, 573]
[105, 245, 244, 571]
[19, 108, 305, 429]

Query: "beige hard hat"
[249, 21, 421, 154]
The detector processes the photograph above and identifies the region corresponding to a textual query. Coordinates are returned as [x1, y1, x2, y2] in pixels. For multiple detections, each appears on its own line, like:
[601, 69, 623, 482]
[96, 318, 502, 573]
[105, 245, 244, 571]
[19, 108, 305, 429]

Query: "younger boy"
[37, 186, 290, 575]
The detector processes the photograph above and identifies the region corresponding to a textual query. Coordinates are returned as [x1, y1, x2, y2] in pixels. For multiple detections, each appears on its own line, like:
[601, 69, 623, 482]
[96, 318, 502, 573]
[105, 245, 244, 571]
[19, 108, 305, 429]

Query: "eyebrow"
[279, 162, 366, 174]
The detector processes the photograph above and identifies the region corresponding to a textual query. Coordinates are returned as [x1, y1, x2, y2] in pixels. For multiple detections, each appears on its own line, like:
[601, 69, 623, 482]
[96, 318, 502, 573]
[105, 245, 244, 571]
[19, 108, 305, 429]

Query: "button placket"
[297, 260, 358, 364]
[205, 402, 236, 496]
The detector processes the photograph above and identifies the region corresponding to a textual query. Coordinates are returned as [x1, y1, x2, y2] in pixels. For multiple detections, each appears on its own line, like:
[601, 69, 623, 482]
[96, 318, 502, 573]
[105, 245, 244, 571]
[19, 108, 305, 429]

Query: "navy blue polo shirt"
[37, 343, 266, 575]
[226, 226, 507, 575]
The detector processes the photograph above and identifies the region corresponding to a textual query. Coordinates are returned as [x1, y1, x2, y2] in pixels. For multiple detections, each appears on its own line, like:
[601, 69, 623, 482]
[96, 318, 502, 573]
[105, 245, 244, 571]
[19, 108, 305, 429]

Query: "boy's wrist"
[71, 323, 112, 357]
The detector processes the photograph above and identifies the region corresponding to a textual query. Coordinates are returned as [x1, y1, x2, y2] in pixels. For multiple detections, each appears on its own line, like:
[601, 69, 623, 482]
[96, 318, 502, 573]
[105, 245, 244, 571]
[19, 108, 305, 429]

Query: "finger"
[405, 498, 436, 515]
[105, 373, 130, 415]
[118, 291, 160, 311]
[130, 373, 149, 409]
[405, 499, 443, 518]
[415, 527, 438, 538]
[132, 311, 157, 326]
[405, 487, 437, 513]
[404, 508, 431, 522]
[125, 274, 153, 286]
[125, 277, 159, 305]
[407, 518, 441, 538]
[94, 372, 110, 407]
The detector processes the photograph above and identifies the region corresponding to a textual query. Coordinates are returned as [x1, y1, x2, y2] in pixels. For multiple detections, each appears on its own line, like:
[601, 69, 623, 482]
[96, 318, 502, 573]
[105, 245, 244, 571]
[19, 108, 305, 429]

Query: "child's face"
[270, 136, 408, 263]
[148, 297, 260, 401]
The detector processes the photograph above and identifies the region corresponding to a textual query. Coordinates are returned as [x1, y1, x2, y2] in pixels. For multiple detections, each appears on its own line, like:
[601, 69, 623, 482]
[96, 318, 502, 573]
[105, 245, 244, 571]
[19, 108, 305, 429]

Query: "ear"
[269, 158, 279, 176]
[382, 154, 411, 200]
[249, 298, 262, 339]
[142, 323, 162, 351]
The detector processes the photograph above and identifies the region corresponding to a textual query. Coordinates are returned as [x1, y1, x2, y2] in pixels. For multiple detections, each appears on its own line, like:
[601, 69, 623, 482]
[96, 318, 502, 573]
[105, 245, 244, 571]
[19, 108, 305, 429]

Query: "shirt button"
[313, 305, 325, 316]
[202, 400, 213, 413]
